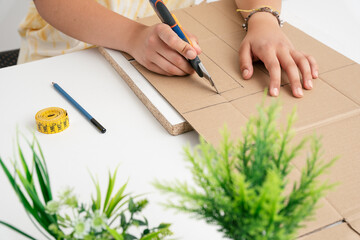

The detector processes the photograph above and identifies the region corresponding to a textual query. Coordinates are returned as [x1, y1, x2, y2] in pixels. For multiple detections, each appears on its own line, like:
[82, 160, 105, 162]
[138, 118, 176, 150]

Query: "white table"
[1, 1, 359, 239]
[0, 48, 221, 239]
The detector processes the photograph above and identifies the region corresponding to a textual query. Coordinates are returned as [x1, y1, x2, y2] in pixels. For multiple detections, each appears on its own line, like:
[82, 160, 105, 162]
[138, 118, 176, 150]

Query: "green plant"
[0, 135, 172, 240]
[155, 100, 336, 240]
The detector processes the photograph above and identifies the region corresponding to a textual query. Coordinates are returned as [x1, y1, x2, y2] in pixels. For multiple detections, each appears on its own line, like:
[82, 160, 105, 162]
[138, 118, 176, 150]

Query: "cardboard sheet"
[298, 223, 360, 240]
[292, 113, 360, 233]
[100, 0, 360, 237]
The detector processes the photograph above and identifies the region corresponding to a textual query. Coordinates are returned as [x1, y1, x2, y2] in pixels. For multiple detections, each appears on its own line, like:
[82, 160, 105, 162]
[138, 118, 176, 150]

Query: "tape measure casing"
[35, 107, 69, 134]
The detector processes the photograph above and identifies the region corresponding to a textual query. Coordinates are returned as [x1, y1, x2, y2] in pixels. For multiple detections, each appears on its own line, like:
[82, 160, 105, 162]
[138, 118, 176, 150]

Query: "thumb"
[239, 42, 253, 80]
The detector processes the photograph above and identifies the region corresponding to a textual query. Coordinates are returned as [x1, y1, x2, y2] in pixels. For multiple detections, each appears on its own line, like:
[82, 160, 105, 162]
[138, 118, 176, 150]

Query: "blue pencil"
[52, 82, 106, 133]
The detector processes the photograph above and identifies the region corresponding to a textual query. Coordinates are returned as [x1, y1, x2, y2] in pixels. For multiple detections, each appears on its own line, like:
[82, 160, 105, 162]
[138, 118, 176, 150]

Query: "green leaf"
[132, 219, 147, 226]
[24, 135, 53, 202]
[15, 169, 57, 227]
[157, 223, 171, 229]
[128, 198, 136, 213]
[124, 233, 137, 240]
[142, 229, 150, 236]
[90, 173, 101, 210]
[120, 212, 126, 228]
[105, 225, 124, 240]
[16, 134, 33, 183]
[105, 182, 128, 217]
[33, 153, 52, 203]
[140, 231, 162, 240]
[103, 167, 119, 212]
[0, 220, 37, 240]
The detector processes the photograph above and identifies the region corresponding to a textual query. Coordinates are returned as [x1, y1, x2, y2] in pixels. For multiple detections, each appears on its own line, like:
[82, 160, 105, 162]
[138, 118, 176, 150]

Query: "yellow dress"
[17, 0, 197, 64]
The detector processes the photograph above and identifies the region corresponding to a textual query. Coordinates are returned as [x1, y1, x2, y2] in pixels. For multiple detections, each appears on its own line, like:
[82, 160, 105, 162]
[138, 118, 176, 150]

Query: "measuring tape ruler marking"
[35, 107, 69, 134]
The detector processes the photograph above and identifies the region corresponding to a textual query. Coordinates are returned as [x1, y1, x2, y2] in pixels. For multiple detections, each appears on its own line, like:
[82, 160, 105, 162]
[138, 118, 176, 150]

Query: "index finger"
[157, 24, 197, 60]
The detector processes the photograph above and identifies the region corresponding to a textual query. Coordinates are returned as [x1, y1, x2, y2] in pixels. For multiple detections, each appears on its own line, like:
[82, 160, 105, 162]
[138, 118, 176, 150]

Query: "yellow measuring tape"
[35, 107, 69, 134]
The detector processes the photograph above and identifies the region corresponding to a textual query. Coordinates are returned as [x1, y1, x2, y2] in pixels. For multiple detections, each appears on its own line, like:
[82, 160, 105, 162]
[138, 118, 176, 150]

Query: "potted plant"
[0, 135, 172, 240]
[155, 100, 336, 240]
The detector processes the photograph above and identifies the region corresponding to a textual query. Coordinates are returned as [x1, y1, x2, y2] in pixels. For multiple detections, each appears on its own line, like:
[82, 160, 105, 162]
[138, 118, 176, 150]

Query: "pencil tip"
[52, 82, 55, 85]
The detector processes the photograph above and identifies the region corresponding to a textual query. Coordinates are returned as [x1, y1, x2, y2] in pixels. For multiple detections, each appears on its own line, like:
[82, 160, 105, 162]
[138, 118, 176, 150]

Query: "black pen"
[52, 82, 106, 133]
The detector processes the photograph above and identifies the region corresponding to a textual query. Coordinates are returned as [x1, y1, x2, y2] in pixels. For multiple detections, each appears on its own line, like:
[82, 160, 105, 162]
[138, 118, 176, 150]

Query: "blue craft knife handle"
[149, 0, 204, 77]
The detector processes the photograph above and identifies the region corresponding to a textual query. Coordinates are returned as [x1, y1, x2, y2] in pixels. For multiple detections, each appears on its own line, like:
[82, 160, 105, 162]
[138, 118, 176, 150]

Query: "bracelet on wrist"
[237, 6, 284, 31]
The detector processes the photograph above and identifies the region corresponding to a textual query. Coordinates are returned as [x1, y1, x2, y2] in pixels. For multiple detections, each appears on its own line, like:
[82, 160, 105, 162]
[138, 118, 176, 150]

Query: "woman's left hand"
[238, 12, 318, 98]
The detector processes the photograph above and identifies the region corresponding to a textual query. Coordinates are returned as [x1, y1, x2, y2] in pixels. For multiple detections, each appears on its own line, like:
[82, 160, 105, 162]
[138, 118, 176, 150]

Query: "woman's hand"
[128, 23, 201, 76]
[239, 12, 318, 97]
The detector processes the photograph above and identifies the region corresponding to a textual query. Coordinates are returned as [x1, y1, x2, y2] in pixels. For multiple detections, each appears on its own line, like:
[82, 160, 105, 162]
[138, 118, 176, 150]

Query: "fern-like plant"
[155, 100, 336, 240]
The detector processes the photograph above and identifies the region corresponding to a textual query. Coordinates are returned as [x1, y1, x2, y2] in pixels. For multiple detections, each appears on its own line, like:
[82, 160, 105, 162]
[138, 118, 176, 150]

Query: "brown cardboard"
[136, 9, 216, 42]
[184, 3, 241, 37]
[100, 0, 360, 237]
[171, 9, 216, 42]
[292, 113, 360, 230]
[209, 0, 244, 25]
[220, 30, 247, 51]
[283, 167, 342, 236]
[200, 37, 243, 84]
[229, 79, 359, 130]
[320, 63, 360, 105]
[347, 211, 360, 235]
[130, 61, 228, 114]
[182, 102, 248, 146]
[298, 223, 360, 240]
[282, 23, 355, 74]
[297, 199, 342, 236]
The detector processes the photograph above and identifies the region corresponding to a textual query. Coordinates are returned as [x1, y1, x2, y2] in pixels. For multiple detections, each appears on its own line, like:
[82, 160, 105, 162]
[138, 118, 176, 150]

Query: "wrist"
[122, 22, 147, 55]
[247, 12, 281, 32]
[239, 6, 283, 32]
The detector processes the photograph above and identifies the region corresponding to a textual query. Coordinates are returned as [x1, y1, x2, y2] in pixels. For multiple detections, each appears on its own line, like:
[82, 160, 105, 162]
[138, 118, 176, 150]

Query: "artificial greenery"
[0, 135, 172, 240]
[155, 100, 336, 240]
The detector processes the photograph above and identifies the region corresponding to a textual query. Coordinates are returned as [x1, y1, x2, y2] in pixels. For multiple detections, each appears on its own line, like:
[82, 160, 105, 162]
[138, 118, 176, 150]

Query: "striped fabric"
[18, 0, 197, 64]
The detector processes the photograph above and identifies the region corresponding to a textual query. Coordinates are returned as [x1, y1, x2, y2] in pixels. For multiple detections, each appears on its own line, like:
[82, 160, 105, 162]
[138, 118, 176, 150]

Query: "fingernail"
[314, 70, 319, 78]
[272, 87, 279, 97]
[308, 79, 313, 89]
[242, 69, 249, 78]
[296, 87, 304, 97]
[186, 50, 196, 59]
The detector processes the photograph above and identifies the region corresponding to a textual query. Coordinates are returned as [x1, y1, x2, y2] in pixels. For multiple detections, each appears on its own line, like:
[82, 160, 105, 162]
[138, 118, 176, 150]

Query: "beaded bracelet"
[237, 6, 284, 31]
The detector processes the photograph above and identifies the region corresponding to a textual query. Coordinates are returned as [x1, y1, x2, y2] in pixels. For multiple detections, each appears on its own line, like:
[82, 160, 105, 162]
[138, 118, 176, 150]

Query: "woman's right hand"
[128, 23, 201, 76]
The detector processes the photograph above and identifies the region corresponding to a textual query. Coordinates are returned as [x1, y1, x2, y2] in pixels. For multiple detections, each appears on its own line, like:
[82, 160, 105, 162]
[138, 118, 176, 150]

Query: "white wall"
[282, 0, 360, 64]
[0, 0, 29, 51]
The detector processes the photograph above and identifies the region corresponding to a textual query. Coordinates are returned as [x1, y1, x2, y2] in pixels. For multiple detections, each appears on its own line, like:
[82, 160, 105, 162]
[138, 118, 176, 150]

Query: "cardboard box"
[100, 0, 360, 238]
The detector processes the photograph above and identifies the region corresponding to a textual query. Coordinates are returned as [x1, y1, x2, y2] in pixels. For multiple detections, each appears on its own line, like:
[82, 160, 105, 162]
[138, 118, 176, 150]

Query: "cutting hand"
[149, 0, 219, 93]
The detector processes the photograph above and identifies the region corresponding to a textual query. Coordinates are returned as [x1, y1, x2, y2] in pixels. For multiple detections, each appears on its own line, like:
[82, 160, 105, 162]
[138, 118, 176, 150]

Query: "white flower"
[59, 187, 73, 200]
[90, 211, 107, 232]
[45, 200, 60, 215]
[73, 218, 91, 239]
[58, 187, 78, 208]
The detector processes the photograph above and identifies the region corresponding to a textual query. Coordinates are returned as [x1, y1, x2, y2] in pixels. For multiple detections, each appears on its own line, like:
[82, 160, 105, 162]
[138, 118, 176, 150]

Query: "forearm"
[33, 0, 144, 53]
